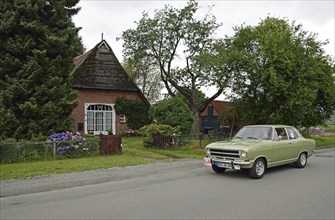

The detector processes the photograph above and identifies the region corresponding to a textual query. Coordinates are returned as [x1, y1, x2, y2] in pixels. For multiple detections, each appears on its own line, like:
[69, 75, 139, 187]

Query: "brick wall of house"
[71, 88, 145, 135]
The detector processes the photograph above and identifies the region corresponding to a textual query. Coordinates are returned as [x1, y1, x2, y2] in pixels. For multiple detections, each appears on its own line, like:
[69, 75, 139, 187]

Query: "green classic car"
[204, 125, 316, 179]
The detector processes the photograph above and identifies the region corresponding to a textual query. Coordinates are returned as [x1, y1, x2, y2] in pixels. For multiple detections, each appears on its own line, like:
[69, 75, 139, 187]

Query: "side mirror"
[278, 135, 283, 141]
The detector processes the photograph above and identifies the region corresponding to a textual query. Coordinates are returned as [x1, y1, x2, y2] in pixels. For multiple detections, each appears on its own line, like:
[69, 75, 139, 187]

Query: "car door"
[272, 128, 292, 164]
[285, 127, 301, 159]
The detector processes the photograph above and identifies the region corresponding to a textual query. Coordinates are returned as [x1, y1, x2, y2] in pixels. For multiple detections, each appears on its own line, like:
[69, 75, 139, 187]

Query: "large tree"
[122, 1, 229, 135]
[0, 0, 84, 139]
[218, 17, 335, 128]
[122, 58, 162, 104]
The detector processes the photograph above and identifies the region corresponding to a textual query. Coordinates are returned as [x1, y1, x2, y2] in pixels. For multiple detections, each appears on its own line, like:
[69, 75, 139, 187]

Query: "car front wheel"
[295, 152, 307, 168]
[249, 158, 266, 179]
[212, 164, 226, 173]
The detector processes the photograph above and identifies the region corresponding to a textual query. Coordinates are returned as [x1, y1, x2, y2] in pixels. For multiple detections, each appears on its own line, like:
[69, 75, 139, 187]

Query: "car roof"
[244, 125, 292, 128]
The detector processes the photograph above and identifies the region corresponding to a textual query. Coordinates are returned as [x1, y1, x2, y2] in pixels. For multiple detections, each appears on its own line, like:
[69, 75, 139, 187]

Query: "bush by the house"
[140, 124, 180, 148]
[47, 131, 99, 158]
[114, 97, 150, 129]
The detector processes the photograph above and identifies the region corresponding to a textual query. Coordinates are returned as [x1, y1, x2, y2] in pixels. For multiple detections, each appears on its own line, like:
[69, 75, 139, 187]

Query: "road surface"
[1, 148, 334, 219]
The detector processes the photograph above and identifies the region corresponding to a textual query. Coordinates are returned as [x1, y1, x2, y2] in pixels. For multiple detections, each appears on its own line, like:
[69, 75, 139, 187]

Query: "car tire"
[295, 152, 307, 168]
[249, 158, 266, 179]
[212, 164, 226, 173]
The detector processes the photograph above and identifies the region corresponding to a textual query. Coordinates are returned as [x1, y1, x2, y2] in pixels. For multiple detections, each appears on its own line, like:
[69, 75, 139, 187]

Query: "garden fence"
[0, 138, 99, 164]
[153, 134, 227, 149]
[99, 135, 122, 155]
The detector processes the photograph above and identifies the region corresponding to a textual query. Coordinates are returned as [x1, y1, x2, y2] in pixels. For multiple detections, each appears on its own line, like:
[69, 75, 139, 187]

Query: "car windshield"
[234, 127, 272, 140]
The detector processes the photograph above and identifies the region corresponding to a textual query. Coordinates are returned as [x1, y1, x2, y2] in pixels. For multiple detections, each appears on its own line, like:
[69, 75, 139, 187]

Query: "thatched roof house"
[70, 40, 149, 135]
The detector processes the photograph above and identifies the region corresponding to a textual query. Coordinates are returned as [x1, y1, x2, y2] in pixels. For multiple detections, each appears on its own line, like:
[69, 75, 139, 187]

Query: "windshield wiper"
[246, 136, 262, 141]
[234, 136, 245, 140]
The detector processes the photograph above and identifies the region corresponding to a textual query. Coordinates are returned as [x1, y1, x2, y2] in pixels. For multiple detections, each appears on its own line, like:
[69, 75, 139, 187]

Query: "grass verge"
[1, 136, 333, 180]
[324, 124, 335, 132]
[312, 136, 335, 148]
[0, 155, 150, 180]
[0, 136, 205, 180]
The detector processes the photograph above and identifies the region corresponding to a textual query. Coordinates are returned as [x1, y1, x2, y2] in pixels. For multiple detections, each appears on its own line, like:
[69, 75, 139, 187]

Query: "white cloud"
[73, 0, 334, 60]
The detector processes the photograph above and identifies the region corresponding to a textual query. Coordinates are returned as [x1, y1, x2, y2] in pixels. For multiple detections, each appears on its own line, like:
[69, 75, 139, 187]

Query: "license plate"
[216, 162, 232, 169]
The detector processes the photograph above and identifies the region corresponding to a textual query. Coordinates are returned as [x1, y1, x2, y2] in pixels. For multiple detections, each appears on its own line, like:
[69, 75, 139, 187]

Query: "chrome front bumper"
[203, 157, 251, 170]
[212, 158, 251, 165]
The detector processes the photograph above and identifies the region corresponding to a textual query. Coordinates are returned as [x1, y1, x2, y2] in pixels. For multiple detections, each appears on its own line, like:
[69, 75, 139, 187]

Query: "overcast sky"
[72, 0, 334, 100]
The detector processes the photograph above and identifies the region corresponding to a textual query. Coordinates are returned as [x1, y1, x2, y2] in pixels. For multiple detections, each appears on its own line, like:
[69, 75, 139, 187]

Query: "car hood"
[206, 139, 263, 150]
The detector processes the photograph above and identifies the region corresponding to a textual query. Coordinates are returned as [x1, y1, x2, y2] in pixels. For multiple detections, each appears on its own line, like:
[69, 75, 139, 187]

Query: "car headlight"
[205, 148, 211, 156]
[239, 150, 247, 159]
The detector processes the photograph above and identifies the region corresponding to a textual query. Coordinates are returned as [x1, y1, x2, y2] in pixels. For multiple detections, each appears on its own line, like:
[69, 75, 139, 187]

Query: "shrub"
[140, 124, 180, 148]
[114, 97, 150, 129]
[46, 131, 99, 158]
[149, 95, 193, 135]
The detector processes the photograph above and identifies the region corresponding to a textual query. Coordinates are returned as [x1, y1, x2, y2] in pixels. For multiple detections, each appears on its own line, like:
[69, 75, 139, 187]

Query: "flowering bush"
[47, 131, 91, 158]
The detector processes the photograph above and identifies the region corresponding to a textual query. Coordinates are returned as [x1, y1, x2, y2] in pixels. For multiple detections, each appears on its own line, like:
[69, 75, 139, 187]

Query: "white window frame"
[84, 103, 116, 135]
[119, 114, 126, 123]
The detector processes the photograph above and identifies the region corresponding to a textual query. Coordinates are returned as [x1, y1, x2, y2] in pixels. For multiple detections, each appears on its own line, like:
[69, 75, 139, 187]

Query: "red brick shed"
[70, 40, 149, 135]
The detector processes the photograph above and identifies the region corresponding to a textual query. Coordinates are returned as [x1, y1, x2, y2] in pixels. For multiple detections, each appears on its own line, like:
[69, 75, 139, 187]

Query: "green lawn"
[0, 136, 205, 180]
[324, 124, 335, 132]
[0, 155, 150, 180]
[1, 135, 333, 180]
[312, 136, 335, 148]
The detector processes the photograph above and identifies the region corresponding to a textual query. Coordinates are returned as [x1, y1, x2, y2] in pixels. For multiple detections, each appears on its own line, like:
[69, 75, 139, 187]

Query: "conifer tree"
[0, 0, 84, 139]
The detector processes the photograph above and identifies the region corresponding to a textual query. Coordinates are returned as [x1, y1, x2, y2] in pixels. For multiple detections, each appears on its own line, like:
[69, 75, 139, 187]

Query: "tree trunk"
[190, 107, 201, 136]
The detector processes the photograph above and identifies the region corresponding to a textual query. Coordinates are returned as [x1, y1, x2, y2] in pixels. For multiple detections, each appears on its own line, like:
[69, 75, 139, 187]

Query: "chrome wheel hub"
[256, 161, 265, 175]
[300, 154, 307, 165]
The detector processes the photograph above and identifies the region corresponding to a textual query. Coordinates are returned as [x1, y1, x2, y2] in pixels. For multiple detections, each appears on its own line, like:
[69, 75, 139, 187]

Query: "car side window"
[273, 129, 278, 140]
[286, 128, 298, 140]
[274, 128, 288, 140]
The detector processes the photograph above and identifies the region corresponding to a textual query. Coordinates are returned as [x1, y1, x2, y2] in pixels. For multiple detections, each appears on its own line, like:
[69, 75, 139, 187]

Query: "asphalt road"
[1, 148, 334, 220]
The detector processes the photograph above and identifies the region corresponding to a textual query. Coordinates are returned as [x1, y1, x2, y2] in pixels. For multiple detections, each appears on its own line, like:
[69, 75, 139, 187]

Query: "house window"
[120, 114, 126, 123]
[85, 104, 115, 135]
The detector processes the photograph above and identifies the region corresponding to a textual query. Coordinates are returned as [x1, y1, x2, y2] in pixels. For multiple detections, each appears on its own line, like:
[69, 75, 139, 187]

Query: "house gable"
[200, 100, 230, 117]
[72, 40, 142, 93]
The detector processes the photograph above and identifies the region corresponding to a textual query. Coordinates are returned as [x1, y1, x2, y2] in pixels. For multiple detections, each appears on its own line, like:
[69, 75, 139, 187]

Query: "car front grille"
[210, 149, 240, 158]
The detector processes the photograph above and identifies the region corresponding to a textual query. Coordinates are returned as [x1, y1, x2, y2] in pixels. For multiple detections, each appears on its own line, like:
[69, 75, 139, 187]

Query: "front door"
[85, 104, 115, 135]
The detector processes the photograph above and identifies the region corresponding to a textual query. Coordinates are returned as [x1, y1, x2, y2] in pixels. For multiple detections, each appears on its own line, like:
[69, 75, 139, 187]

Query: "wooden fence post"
[52, 138, 56, 159]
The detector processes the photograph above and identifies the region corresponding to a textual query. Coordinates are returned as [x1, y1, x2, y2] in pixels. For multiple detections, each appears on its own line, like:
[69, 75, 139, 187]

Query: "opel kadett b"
[204, 125, 316, 179]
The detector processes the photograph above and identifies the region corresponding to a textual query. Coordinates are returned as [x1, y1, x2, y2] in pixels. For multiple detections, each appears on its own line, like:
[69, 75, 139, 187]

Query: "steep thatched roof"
[72, 40, 139, 92]
[72, 40, 149, 106]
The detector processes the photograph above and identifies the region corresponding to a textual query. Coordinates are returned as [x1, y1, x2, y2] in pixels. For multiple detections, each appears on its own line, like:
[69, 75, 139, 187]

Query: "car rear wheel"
[249, 158, 266, 179]
[212, 164, 226, 173]
[295, 152, 307, 168]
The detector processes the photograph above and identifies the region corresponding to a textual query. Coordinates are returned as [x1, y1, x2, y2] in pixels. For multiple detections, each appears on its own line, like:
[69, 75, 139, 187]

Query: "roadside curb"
[316, 145, 335, 150]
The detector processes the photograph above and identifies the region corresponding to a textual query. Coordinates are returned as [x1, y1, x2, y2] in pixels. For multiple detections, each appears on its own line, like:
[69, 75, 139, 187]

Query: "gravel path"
[0, 159, 202, 198]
